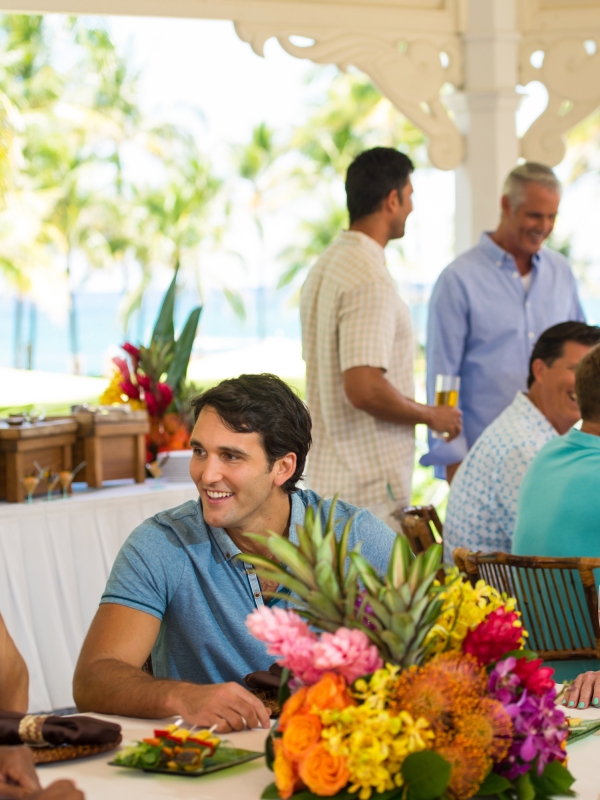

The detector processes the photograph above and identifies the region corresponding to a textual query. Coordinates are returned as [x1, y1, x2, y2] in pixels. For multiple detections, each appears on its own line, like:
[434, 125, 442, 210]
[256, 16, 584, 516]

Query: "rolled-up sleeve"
[338, 280, 396, 373]
[421, 269, 469, 472]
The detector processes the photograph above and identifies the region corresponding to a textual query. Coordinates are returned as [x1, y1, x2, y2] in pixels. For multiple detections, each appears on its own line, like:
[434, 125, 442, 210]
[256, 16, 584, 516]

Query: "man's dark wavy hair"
[345, 147, 414, 224]
[190, 373, 312, 494]
[527, 321, 600, 388]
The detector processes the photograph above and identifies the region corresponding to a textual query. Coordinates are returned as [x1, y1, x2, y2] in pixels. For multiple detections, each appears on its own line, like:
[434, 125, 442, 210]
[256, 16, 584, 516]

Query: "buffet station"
[0, 408, 197, 713]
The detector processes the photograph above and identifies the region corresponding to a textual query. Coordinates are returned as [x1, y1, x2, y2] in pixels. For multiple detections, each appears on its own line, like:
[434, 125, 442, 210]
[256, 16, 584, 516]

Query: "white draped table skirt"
[0, 481, 198, 712]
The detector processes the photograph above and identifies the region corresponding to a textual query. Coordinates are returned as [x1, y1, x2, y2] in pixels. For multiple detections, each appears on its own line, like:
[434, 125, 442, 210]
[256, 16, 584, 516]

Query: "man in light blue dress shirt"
[422, 162, 585, 481]
[443, 322, 600, 561]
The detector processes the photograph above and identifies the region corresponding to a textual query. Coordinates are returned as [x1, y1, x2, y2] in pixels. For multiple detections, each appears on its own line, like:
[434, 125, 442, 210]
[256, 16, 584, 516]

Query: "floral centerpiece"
[240, 504, 575, 800]
[100, 270, 201, 460]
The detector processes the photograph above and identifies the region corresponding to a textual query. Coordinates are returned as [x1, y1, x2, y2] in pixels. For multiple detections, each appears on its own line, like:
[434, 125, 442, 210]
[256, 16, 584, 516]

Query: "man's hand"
[0, 747, 40, 795]
[170, 682, 271, 733]
[427, 405, 462, 441]
[28, 781, 84, 800]
[562, 671, 600, 710]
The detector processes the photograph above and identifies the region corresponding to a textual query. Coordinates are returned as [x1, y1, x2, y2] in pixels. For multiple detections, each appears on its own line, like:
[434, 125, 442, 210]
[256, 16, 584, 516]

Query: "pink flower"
[312, 629, 383, 683]
[512, 657, 555, 696]
[246, 607, 316, 653]
[279, 637, 324, 685]
[463, 607, 524, 665]
[119, 379, 140, 400]
[137, 374, 151, 391]
[156, 381, 174, 411]
[145, 392, 158, 416]
[122, 342, 140, 371]
[112, 356, 130, 383]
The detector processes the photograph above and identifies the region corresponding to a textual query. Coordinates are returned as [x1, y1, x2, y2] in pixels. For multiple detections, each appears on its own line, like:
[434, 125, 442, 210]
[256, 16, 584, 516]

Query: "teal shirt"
[513, 428, 600, 680]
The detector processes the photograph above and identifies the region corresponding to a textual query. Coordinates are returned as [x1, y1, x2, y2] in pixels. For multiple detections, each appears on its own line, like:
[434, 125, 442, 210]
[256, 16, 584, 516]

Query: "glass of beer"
[432, 374, 460, 439]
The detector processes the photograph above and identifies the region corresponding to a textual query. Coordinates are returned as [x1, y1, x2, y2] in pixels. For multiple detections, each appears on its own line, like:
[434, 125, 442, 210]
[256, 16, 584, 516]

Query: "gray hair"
[503, 162, 561, 209]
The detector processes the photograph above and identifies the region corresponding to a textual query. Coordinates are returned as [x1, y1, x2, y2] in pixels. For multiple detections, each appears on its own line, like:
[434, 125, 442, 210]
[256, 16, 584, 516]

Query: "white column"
[451, 0, 521, 255]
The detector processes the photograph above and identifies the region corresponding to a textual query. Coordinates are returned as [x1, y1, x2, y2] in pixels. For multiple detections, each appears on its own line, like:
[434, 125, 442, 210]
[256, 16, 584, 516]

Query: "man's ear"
[383, 187, 400, 213]
[500, 194, 512, 217]
[531, 357, 547, 384]
[272, 453, 297, 488]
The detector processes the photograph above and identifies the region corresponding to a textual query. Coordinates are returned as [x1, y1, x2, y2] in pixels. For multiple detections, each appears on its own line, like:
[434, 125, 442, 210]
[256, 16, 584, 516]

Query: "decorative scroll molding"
[234, 22, 464, 170]
[520, 37, 600, 166]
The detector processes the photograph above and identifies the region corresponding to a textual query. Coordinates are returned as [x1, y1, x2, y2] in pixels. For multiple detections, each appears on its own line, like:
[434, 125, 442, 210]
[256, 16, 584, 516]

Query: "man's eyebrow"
[188, 439, 249, 457]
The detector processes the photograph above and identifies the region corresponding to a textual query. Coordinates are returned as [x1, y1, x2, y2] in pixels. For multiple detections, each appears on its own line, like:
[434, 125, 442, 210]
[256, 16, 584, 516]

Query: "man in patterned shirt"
[300, 147, 462, 526]
[443, 321, 600, 560]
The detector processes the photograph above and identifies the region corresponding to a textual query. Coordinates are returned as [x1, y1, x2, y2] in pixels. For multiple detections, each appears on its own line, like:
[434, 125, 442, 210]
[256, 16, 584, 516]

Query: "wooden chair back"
[392, 505, 443, 556]
[453, 549, 600, 661]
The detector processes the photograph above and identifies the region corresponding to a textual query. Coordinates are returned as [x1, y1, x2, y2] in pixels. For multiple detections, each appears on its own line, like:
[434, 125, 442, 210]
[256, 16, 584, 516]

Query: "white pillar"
[451, 0, 521, 255]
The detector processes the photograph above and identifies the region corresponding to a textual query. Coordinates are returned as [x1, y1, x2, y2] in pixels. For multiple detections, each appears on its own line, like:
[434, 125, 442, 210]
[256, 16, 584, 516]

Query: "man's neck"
[489, 229, 533, 277]
[526, 385, 567, 434]
[349, 219, 389, 249]
[225, 492, 292, 557]
[581, 420, 600, 437]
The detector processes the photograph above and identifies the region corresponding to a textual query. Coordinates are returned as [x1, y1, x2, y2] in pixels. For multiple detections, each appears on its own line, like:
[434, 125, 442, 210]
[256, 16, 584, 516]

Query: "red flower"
[137, 374, 151, 391]
[112, 356, 130, 383]
[156, 382, 173, 411]
[145, 392, 158, 417]
[119, 379, 140, 400]
[122, 342, 141, 371]
[512, 657, 555, 696]
[463, 607, 523, 665]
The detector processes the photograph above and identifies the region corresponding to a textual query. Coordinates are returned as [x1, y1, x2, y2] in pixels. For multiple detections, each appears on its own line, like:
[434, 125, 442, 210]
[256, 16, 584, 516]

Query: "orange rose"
[273, 739, 303, 800]
[298, 743, 350, 796]
[305, 673, 356, 712]
[279, 686, 309, 732]
[282, 714, 322, 761]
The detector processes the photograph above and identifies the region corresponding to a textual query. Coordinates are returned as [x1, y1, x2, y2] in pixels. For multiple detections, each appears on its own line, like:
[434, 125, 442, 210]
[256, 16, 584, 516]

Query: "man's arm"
[0, 615, 28, 712]
[343, 367, 462, 440]
[73, 604, 270, 733]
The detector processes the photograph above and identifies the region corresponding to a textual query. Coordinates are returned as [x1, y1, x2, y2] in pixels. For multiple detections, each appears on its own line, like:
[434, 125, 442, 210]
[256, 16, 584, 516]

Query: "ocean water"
[1, 286, 598, 376]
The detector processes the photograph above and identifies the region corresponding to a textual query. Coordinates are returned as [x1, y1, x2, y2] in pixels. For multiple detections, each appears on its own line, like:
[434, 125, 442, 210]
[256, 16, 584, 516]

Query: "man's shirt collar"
[479, 232, 541, 270]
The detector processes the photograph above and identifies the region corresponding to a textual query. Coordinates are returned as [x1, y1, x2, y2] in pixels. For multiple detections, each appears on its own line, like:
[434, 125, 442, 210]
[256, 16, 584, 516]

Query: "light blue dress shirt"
[421, 233, 584, 477]
[101, 489, 395, 686]
[443, 391, 556, 562]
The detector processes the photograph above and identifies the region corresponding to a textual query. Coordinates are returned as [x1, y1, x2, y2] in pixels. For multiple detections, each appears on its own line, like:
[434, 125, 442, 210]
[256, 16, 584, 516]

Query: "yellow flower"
[99, 370, 146, 412]
[425, 569, 522, 656]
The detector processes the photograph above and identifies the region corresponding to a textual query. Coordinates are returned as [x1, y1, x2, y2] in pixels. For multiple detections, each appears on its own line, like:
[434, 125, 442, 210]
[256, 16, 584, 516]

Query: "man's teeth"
[206, 490, 233, 498]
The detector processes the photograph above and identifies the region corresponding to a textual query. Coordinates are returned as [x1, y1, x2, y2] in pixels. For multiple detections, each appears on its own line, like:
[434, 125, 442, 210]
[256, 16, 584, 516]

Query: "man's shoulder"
[125, 499, 208, 551]
[307, 235, 386, 289]
[538, 246, 574, 274]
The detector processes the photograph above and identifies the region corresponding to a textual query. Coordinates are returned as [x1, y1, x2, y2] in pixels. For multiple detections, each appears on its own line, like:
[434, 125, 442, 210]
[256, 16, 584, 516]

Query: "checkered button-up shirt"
[300, 230, 415, 509]
[443, 391, 557, 560]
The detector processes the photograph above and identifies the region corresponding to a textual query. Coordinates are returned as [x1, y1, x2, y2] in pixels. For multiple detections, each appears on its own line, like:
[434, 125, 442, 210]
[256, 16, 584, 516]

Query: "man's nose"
[202, 455, 223, 485]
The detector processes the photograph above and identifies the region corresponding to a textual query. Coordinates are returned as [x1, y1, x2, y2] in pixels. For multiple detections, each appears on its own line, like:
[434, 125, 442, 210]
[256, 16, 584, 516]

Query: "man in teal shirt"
[513, 344, 600, 682]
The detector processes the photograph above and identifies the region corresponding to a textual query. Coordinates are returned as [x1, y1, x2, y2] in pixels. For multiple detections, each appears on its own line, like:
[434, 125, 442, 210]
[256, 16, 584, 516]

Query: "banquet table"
[33, 707, 600, 800]
[0, 479, 198, 713]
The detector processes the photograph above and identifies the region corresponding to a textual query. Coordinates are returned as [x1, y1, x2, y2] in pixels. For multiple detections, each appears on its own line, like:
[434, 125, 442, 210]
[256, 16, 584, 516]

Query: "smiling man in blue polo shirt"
[73, 374, 395, 732]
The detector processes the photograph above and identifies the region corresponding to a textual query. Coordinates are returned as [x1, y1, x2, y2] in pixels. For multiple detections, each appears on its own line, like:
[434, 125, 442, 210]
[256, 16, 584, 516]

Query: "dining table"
[32, 704, 600, 800]
[0, 479, 198, 713]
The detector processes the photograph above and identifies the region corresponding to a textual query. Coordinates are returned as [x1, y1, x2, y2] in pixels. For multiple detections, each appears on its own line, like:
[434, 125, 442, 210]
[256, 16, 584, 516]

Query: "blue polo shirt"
[101, 489, 395, 686]
[512, 428, 600, 681]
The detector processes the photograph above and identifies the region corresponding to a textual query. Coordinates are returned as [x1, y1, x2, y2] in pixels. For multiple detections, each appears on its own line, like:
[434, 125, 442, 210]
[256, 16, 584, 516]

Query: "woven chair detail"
[392, 505, 443, 556]
[453, 549, 600, 661]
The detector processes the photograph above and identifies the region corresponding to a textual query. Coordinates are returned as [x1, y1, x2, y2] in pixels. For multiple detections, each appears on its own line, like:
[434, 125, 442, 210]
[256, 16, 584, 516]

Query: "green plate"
[109, 746, 263, 776]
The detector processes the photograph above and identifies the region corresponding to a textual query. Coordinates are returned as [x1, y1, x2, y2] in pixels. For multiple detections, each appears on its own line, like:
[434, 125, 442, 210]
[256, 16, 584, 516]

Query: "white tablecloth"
[33, 709, 600, 800]
[0, 480, 198, 713]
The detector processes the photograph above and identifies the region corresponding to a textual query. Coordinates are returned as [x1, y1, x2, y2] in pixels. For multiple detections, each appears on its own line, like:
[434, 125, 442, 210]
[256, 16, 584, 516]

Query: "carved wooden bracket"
[520, 37, 600, 166]
[234, 23, 464, 170]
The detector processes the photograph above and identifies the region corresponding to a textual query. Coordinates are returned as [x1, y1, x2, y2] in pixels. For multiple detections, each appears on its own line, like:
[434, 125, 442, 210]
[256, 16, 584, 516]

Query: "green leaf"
[529, 761, 576, 797]
[389, 534, 413, 589]
[265, 731, 275, 771]
[515, 772, 535, 800]
[477, 771, 513, 796]
[223, 287, 246, 320]
[402, 750, 451, 800]
[278, 667, 291, 708]
[152, 269, 177, 345]
[261, 782, 280, 799]
[167, 305, 201, 390]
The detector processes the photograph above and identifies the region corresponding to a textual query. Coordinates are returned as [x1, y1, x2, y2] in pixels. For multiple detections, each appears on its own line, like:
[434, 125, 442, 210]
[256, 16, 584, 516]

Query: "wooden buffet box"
[73, 409, 150, 487]
[0, 419, 77, 502]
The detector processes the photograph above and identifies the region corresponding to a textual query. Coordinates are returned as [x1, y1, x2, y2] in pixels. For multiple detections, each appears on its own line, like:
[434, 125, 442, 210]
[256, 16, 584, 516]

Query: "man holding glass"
[422, 162, 585, 483]
[301, 147, 462, 525]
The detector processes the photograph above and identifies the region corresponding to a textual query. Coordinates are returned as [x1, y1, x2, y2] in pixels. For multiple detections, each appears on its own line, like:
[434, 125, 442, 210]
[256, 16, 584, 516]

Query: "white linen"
[0, 481, 198, 712]
[34, 710, 600, 800]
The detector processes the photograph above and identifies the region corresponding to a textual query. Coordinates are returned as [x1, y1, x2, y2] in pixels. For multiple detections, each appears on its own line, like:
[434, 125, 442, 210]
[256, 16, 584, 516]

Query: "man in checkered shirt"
[300, 147, 462, 527]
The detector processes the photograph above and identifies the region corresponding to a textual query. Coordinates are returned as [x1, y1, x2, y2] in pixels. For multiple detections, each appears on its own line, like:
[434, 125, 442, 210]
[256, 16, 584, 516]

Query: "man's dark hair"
[575, 345, 600, 422]
[345, 147, 414, 224]
[527, 321, 600, 388]
[190, 374, 312, 494]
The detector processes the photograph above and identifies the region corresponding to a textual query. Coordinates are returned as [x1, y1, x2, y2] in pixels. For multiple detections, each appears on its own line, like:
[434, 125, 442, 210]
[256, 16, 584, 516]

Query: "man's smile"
[204, 489, 235, 502]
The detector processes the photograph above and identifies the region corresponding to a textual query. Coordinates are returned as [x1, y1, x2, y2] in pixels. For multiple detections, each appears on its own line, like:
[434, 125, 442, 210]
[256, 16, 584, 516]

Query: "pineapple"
[238, 498, 449, 669]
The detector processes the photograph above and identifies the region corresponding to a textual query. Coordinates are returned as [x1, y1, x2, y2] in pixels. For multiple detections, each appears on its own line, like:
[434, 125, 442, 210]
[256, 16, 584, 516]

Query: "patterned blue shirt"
[101, 489, 395, 686]
[443, 392, 556, 561]
[421, 233, 584, 477]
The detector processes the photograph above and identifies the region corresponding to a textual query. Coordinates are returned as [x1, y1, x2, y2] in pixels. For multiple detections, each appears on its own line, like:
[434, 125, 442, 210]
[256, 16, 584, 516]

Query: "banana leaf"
[167, 305, 202, 391]
[152, 269, 178, 346]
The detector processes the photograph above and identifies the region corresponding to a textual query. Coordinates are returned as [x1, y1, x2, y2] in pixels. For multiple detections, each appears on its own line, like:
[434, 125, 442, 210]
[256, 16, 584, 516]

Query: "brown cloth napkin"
[0, 710, 121, 747]
[243, 663, 283, 692]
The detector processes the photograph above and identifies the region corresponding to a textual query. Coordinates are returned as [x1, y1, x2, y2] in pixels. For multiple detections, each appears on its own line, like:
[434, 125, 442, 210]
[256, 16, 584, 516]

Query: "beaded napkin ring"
[18, 715, 50, 747]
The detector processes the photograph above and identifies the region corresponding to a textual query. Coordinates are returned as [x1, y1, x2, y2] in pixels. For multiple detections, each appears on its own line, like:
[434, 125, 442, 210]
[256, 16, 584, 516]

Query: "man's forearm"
[0, 629, 28, 712]
[74, 658, 185, 719]
[344, 368, 433, 426]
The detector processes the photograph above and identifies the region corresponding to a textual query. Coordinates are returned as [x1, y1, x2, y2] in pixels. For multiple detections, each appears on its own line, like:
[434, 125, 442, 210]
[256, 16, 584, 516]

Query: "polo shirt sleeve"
[101, 520, 185, 621]
[338, 279, 397, 373]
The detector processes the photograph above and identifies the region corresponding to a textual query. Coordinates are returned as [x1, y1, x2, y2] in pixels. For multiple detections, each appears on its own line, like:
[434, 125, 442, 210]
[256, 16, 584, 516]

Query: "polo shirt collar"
[205, 491, 305, 561]
[566, 427, 600, 450]
[479, 232, 541, 270]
